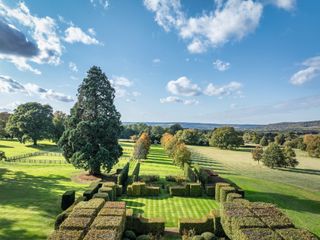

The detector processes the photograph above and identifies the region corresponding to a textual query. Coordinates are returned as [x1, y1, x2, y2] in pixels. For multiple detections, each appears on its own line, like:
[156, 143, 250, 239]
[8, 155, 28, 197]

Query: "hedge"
[145, 186, 160, 196]
[215, 183, 230, 202]
[205, 185, 215, 197]
[83, 229, 119, 240]
[125, 214, 165, 235]
[184, 163, 197, 182]
[83, 182, 102, 200]
[74, 198, 105, 211]
[178, 216, 213, 234]
[226, 193, 243, 202]
[188, 183, 202, 197]
[127, 182, 160, 196]
[91, 215, 125, 232]
[59, 217, 93, 230]
[61, 190, 75, 210]
[93, 192, 109, 201]
[219, 186, 237, 203]
[104, 201, 126, 209]
[69, 208, 98, 218]
[132, 162, 140, 182]
[238, 228, 282, 240]
[48, 230, 84, 240]
[117, 162, 130, 186]
[98, 208, 126, 217]
[116, 185, 123, 197]
[275, 228, 318, 240]
[209, 209, 224, 237]
[99, 187, 115, 201]
[169, 186, 187, 196]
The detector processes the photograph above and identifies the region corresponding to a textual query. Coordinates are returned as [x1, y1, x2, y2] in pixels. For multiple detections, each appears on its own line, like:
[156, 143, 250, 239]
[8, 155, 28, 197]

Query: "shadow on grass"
[0, 218, 42, 240]
[142, 160, 173, 166]
[25, 143, 60, 152]
[245, 190, 320, 215]
[276, 167, 320, 176]
[0, 144, 14, 148]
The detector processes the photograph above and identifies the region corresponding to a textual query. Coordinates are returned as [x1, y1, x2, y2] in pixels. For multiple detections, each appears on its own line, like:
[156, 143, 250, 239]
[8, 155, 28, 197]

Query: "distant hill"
[123, 120, 320, 132]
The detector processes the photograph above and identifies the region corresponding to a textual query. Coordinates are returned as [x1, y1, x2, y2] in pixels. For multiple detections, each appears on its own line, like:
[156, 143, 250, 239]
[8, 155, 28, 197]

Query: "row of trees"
[252, 143, 298, 168]
[161, 133, 191, 168]
[132, 133, 151, 159]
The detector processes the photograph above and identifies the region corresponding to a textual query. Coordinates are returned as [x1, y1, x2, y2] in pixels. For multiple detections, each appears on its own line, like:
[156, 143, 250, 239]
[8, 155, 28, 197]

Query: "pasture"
[189, 145, 320, 237]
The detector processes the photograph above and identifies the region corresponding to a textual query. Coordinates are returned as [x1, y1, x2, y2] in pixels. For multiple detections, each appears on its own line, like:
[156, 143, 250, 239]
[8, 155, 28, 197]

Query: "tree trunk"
[33, 139, 37, 146]
[89, 164, 101, 176]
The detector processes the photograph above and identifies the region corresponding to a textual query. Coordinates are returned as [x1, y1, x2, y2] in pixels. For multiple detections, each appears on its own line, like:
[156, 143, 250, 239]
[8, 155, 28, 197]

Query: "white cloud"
[109, 76, 141, 99]
[69, 62, 78, 72]
[90, 0, 110, 9]
[132, 91, 141, 97]
[290, 56, 320, 85]
[144, 0, 294, 53]
[167, 76, 201, 96]
[64, 26, 100, 45]
[0, 1, 63, 73]
[204, 81, 242, 96]
[160, 96, 198, 105]
[213, 59, 231, 71]
[0, 75, 74, 102]
[153, 58, 161, 63]
[88, 28, 96, 36]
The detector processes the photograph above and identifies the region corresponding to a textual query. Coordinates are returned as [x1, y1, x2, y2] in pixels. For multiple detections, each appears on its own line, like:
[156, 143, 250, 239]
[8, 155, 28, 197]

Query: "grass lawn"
[189, 145, 320, 237]
[121, 194, 218, 227]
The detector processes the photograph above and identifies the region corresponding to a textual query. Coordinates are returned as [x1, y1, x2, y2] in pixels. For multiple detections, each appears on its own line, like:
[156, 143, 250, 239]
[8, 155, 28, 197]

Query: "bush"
[98, 208, 126, 217]
[104, 201, 126, 209]
[83, 229, 118, 240]
[145, 186, 160, 196]
[219, 186, 237, 203]
[275, 228, 318, 240]
[192, 235, 204, 240]
[165, 175, 176, 182]
[74, 198, 105, 210]
[169, 186, 187, 196]
[201, 232, 215, 240]
[126, 214, 165, 235]
[61, 190, 75, 210]
[205, 185, 215, 197]
[99, 187, 114, 201]
[48, 230, 84, 240]
[59, 217, 92, 230]
[132, 162, 141, 182]
[215, 183, 230, 202]
[116, 185, 123, 197]
[141, 175, 160, 183]
[124, 230, 137, 240]
[69, 208, 97, 218]
[117, 162, 129, 186]
[136, 235, 151, 240]
[184, 164, 197, 182]
[226, 193, 242, 202]
[93, 192, 109, 200]
[189, 183, 202, 197]
[179, 217, 214, 234]
[83, 182, 102, 200]
[91, 216, 124, 231]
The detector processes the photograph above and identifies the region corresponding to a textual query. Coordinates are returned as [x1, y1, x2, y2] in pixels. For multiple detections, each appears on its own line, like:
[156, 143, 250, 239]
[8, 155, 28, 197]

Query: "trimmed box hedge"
[189, 183, 202, 197]
[117, 162, 129, 186]
[215, 183, 230, 202]
[74, 198, 105, 211]
[116, 185, 123, 197]
[99, 186, 115, 201]
[61, 190, 75, 211]
[69, 208, 98, 218]
[209, 209, 224, 237]
[220, 186, 237, 203]
[260, 215, 294, 229]
[125, 214, 165, 235]
[98, 208, 126, 217]
[238, 228, 282, 240]
[205, 185, 215, 197]
[83, 229, 119, 240]
[275, 228, 318, 240]
[169, 186, 187, 196]
[184, 163, 197, 182]
[48, 230, 84, 240]
[132, 162, 140, 182]
[145, 186, 160, 196]
[83, 182, 102, 200]
[93, 192, 109, 200]
[59, 217, 93, 230]
[91, 216, 124, 231]
[226, 193, 243, 202]
[178, 217, 214, 235]
[104, 201, 126, 209]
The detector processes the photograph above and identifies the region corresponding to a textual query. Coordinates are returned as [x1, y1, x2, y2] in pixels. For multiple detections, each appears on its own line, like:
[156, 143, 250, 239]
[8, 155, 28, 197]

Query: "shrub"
[145, 186, 160, 196]
[136, 235, 151, 240]
[215, 183, 230, 202]
[99, 187, 114, 201]
[132, 162, 141, 182]
[226, 193, 242, 202]
[104, 201, 126, 209]
[93, 192, 109, 200]
[275, 228, 318, 240]
[219, 186, 237, 203]
[98, 208, 126, 217]
[124, 230, 137, 240]
[169, 186, 186, 196]
[189, 183, 202, 197]
[260, 215, 294, 229]
[102, 182, 117, 199]
[141, 175, 160, 183]
[61, 190, 75, 210]
[126, 214, 165, 235]
[117, 162, 129, 186]
[48, 230, 84, 240]
[205, 185, 215, 197]
[59, 217, 92, 230]
[165, 175, 176, 182]
[69, 208, 97, 218]
[54, 212, 68, 230]
[116, 185, 123, 196]
[237, 228, 282, 240]
[83, 229, 118, 240]
[209, 209, 224, 237]
[179, 217, 214, 235]
[91, 216, 124, 231]
[184, 164, 197, 182]
[201, 232, 215, 240]
[83, 182, 102, 200]
[192, 235, 204, 240]
[74, 198, 105, 210]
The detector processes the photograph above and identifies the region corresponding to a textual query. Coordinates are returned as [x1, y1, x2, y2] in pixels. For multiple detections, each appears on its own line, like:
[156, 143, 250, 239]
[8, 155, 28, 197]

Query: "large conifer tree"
[58, 66, 122, 175]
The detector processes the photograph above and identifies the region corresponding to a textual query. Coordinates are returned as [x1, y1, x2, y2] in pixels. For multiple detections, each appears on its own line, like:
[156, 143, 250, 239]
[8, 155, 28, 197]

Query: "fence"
[6, 151, 63, 161]
[4, 158, 68, 165]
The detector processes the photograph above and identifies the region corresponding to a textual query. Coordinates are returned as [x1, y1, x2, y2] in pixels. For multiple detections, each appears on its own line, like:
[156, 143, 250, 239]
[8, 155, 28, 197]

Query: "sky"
[0, 0, 319, 124]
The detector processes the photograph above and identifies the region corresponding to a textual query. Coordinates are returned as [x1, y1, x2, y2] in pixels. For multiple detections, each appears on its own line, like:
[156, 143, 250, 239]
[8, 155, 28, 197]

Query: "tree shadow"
[25, 143, 61, 152]
[0, 144, 14, 148]
[276, 167, 320, 176]
[245, 190, 320, 215]
[0, 218, 42, 240]
[141, 160, 173, 166]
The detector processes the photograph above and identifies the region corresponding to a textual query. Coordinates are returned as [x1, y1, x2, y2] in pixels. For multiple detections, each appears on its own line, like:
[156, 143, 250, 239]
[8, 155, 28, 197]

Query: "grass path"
[189, 145, 320, 237]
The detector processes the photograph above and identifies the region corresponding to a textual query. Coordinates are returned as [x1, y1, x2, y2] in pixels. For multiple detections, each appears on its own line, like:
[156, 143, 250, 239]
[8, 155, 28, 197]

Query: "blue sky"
[0, 0, 319, 124]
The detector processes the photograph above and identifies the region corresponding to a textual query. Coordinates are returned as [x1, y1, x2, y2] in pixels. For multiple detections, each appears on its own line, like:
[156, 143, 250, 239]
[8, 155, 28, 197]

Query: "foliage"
[251, 145, 263, 164]
[209, 127, 244, 149]
[283, 146, 299, 167]
[262, 143, 286, 168]
[6, 102, 53, 145]
[168, 123, 183, 134]
[0, 112, 10, 138]
[176, 129, 209, 146]
[173, 143, 191, 168]
[120, 123, 149, 139]
[243, 131, 261, 144]
[58, 66, 122, 175]
[305, 135, 320, 158]
[52, 111, 67, 143]
[275, 133, 286, 145]
[0, 151, 6, 160]
[259, 136, 268, 146]
[150, 126, 165, 143]
[133, 133, 151, 159]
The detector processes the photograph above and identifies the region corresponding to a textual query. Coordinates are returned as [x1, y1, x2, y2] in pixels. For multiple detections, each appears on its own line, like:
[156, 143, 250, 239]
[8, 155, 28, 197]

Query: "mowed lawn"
[121, 143, 218, 227]
[189, 145, 320, 237]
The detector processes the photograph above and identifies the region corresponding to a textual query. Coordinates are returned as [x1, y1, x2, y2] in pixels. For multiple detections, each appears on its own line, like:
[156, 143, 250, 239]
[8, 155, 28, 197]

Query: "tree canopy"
[209, 127, 244, 149]
[58, 66, 122, 175]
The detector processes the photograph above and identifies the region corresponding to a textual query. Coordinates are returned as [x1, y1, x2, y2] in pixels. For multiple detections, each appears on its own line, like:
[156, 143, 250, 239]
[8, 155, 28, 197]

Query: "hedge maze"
[49, 144, 318, 240]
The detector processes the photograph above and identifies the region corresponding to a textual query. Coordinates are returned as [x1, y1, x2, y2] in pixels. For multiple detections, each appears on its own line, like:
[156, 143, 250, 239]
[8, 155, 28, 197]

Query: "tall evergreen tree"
[58, 66, 122, 175]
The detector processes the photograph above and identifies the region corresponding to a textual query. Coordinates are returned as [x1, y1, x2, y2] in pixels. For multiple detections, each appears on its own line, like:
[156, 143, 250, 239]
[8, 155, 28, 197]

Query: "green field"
[189, 145, 320, 237]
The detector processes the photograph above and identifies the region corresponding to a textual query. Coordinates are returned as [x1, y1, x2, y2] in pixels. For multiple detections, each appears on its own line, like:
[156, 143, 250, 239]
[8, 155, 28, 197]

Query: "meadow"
[189, 145, 320, 237]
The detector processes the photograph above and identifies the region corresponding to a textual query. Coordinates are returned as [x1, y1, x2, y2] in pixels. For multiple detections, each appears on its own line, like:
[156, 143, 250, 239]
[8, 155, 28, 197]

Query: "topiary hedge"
[61, 190, 75, 210]
[184, 163, 197, 182]
[99, 187, 114, 201]
[169, 186, 187, 196]
[83, 182, 102, 200]
[178, 216, 213, 235]
[132, 162, 141, 182]
[219, 186, 237, 203]
[118, 162, 130, 186]
[205, 185, 215, 197]
[83, 229, 118, 240]
[127, 182, 160, 196]
[125, 214, 165, 235]
[48, 230, 85, 240]
[215, 183, 230, 202]
[226, 193, 242, 202]
[189, 183, 202, 197]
